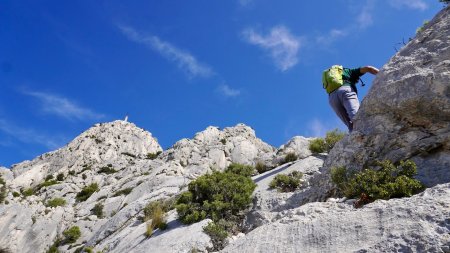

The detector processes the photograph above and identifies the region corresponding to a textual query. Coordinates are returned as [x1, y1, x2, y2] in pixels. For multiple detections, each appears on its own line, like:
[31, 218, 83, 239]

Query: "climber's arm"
[360, 66, 379, 75]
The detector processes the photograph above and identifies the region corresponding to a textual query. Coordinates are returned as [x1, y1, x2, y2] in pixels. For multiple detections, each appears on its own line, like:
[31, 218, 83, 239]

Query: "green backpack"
[322, 65, 344, 94]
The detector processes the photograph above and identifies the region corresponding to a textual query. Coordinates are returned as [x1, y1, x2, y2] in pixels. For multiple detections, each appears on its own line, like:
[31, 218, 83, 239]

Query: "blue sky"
[0, 0, 445, 167]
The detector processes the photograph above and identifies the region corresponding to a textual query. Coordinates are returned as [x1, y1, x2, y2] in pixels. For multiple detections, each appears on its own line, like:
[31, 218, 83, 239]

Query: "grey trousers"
[329, 86, 360, 132]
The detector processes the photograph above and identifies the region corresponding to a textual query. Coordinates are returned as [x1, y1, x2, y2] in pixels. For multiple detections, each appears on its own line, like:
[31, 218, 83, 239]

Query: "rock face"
[0, 120, 301, 253]
[324, 6, 450, 189]
[222, 183, 450, 253]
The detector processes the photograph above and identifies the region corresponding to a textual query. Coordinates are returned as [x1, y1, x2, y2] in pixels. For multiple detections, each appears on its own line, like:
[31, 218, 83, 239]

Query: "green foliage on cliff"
[269, 171, 303, 192]
[176, 164, 256, 224]
[331, 160, 425, 206]
[76, 183, 99, 202]
[309, 129, 345, 153]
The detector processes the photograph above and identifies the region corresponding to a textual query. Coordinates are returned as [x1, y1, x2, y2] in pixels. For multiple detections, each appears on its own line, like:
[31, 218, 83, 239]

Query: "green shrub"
[84, 247, 94, 253]
[46, 245, 59, 253]
[45, 175, 54, 181]
[91, 203, 104, 218]
[146, 151, 162, 160]
[46, 198, 67, 208]
[150, 205, 167, 230]
[224, 163, 255, 177]
[282, 152, 298, 164]
[113, 187, 133, 197]
[309, 138, 326, 153]
[331, 160, 425, 205]
[269, 171, 303, 192]
[76, 183, 99, 202]
[416, 20, 429, 34]
[143, 200, 172, 221]
[203, 221, 228, 251]
[255, 162, 268, 174]
[142, 200, 169, 237]
[46, 239, 61, 253]
[37, 180, 59, 190]
[0, 176, 6, 203]
[68, 170, 76, 176]
[62, 226, 81, 244]
[309, 129, 345, 153]
[12, 191, 20, 198]
[176, 165, 256, 224]
[22, 188, 35, 197]
[98, 165, 117, 174]
[324, 129, 345, 150]
[56, 173, 65, 181]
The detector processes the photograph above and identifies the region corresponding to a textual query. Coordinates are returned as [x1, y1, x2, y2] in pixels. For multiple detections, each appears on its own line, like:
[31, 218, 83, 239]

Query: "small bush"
[203, 222, 228, 250]
[309, 138, 326, 153]
[224, 163, 255, 177]
[46, 239, 61, 253]
[113, 187, 133, 197]
[84, 247, 94, 253]
[68, 170, 76, 176]
[22, 188, 35, 197]
[143, 200, 172, 221]
[176, 164, 256, 224]
[56, 173, 65, 181]
[45, 175, 54, 181]
[146, 151, 162, 160]
[150, 206, 167, 230]
[0, 177, 6, 203]
[12, 191, 20, 198]
[46, 198, 67, 208]
[282, 152, 298, 164]
[416, 20, 429, 34]
[269, 171, 303, 192]
[91, 203, 104, 218]
[220, 139, 227, 145]
[309, 129, 345, 153]
[331, 160, 425, 206]
[76, 183, 99, 202]
[98, 165, 117, 174]
[142, 200, 168, 237]
[255, 162, 268, 174]
[62, 226, 81, 244]
[37, 180, 59, 190]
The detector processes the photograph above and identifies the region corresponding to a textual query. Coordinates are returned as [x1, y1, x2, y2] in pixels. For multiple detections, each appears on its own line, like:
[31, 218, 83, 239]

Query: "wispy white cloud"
[388, 0, 428, 10]
[307, 118, 328, 137]
[242, 26, 302, 71]
[22, 90, 105, 121]
[217, 84, 241, 98]
[357, 0, 376, 29]
[0, 119, 65, 149]
[316, 29, 349, 45]
[119, 25, 213, 79]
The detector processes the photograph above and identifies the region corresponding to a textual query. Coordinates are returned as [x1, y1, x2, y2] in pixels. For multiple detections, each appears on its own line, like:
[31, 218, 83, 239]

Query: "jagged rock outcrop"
[222, 183, 450, 252]
[243, 156, 323, 231]
[0, 120, 301, 253]
[324, 6, 450, 189]
[159, 124, 277, 179]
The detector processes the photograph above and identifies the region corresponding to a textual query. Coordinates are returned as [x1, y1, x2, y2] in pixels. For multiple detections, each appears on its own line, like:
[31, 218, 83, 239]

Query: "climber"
[322, 65, 379, 132]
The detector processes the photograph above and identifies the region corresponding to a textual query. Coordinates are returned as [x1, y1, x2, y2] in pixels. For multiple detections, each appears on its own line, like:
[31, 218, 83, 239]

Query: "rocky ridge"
[0, 120, 313, 253]
[0, 5, 450, 253]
